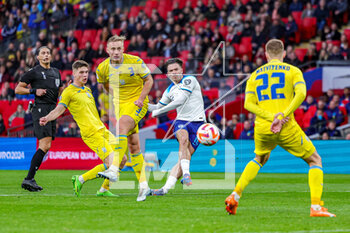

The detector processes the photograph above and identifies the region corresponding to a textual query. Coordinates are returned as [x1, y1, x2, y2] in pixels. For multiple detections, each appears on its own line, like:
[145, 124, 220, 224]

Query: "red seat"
[315, 41, 323, 51]
[292, 11, 302, 27]
[92, 29, 103, 50]
[344, 29, 350, 43]
[301, 17, 317, 40]
[140, 51, 148, 59]
[294, 48, 308, 62]
[234, 122, 244, 139]
[111, 29, 121, 35]
[60, 70, 73, 81]
[150, 57, 164, 67]
[219, 26, 228, 38]
[145, 0, 159, 17]
[73, 30, 83, 47]
[129, 6, 144, 18]
[339, 106, 348, 125]
[124, 40, 130, 51]
[193, 20, 207, 33]
[213, 0, 225, 9]
[202, 88, 219, 102]
[209, 20, 218, 30]
[80, 29, 97, 49]
[144, 117, 157, 127]
[302, 105, 317, 129]
[10, 117, 24, 132]
[294, 107, 304, 127]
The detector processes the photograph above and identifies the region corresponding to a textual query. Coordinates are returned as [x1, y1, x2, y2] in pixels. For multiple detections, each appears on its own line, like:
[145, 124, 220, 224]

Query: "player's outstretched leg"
[304, 152, 336, 217]
[72, 164, 108, 197]
[225, 157, 263, 215]
[97, 179, 119, 197]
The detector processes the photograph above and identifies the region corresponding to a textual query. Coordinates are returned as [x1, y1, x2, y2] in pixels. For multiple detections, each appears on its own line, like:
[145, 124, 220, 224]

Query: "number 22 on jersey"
[256, 72, 285, 102]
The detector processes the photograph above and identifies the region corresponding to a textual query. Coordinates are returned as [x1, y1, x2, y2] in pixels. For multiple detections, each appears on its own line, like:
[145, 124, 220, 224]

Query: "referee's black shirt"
[20, 65, 62, 104]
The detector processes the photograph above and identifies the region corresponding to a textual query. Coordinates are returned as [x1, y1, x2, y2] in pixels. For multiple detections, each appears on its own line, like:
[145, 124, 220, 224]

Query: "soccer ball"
[197, 123, 220, 146]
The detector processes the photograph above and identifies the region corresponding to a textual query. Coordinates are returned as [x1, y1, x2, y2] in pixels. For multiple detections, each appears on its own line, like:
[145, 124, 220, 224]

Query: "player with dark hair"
[15, 46, 63, 192]
[40, 60, 125, 197]
[148, 58, 205, 195]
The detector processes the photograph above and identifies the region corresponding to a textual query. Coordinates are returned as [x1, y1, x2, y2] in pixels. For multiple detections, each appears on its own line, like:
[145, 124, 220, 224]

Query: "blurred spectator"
[326, 100, 344, 125]
[328, 46, 344, 61]
[327, 0, 348, 25]
[289, 0, 303, 12]
[301, 95, 317, 111]
[89, 73, 99, 110]
[341, 87, 350, 105]
[205, 4, 219, 20]
[80, 41, 95, 64]
[219, 117, 234, 139]
[28, 3, 44, 46]
[321, 132, 329, 140]
[64, 52, 75, 70]
[0, 82, 15, 100]
[65, 30, 78, 47]
[0, 113, 6, 135]
[55, 122, 66, 137]
[9, 104, 25, 126]
[318, 49, 328, 61]
[67, 122, 80, 137]
[304, 44, 318, 62]
[76, 11, 95, 30]
[96, 44, 108, 58]
[101, 114, 109, 129]
[239, 120, 254, 139]
[285, 15, 298, 45]
[98, 85, 109, 117]
[147, 40, 160, 57]
[307, 109, 327, 135]
[346, 133, 350, 140]
[322, 120, 341, 137]
[162, 38, 178, 58]
[269, 18, 285, 39]
[1, 19, 17, 46]
[329, 23, 341, 41]
[0, 65, 11, 84]
[302, 2, 315, 19]
[185, 53, 199, 74]
[285, 51, 301, 67]
[314, 0, 329, 33]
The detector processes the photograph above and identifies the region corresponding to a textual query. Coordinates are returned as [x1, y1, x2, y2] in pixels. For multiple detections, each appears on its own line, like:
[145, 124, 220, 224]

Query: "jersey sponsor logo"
[55, 78, 60, 87]
[41, 72, 46, 79]
[178, 124, 184, 129]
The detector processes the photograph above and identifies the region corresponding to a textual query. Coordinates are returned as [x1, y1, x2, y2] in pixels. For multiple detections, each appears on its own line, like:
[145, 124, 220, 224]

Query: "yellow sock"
[101, 179, 110, 190]
[234, 159, 262, 196]
[130, 152, 147, 183]
[112, 135, 128, 168]
[82, 164, 107, 182]
[309, 165, 323, 205]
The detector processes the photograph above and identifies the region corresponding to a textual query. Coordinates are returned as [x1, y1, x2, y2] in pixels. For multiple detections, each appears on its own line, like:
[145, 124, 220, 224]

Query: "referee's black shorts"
[32, 104, 56, 140]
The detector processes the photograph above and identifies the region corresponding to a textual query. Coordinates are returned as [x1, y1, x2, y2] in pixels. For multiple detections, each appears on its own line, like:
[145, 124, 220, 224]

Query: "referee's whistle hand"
[36, 89, 47, 96]
[39, 117, 48, 126]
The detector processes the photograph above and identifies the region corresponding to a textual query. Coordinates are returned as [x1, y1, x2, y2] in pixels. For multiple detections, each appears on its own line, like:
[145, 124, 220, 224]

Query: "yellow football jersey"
[245, 59, 306, 134]
[58, 84, 105, 138]
[96, 54, 150, 104]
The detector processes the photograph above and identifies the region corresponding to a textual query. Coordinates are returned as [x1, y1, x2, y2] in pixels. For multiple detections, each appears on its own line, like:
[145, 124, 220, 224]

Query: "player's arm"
[148, 93, 171, 112]
[15, 82, 47, 96]
[152, 91, 190, 117]
[244, 76, 275, 122]
[39, 104, 66, 126]
[282, 68, 307, 117]
[135, 74, 153, 108]
[59, 86, 64, 96]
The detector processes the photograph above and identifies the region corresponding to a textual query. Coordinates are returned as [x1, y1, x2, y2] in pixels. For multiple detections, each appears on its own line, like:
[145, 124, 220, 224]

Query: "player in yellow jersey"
[96, 35, 153, 201]
[39, 60, 126, 197]
[225, 39, 336, 217]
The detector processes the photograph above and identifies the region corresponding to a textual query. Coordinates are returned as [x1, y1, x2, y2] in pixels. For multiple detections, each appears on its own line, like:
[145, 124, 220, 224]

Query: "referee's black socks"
[25, 149, 46, 180]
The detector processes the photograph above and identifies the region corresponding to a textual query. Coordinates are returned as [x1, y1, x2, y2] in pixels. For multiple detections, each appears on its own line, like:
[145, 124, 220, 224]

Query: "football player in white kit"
[148, 58, 206, 195]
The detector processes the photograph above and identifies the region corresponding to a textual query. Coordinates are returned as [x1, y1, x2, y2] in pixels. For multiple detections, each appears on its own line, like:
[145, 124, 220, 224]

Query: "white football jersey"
[159, 75, 205, 122]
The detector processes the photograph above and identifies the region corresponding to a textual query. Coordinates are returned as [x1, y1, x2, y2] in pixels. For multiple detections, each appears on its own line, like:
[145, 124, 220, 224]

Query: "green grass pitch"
[0, 170, 349, 233]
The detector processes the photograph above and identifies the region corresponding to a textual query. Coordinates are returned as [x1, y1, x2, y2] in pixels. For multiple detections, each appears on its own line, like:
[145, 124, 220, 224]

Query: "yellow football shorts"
[82, 127, 117, 160]
[254, 123, 316, 159]
[114, 101, 148, 136]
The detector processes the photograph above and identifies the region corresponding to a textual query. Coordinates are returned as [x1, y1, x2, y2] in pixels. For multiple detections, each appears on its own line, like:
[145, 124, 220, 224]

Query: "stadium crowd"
[0, 0, 350, 140]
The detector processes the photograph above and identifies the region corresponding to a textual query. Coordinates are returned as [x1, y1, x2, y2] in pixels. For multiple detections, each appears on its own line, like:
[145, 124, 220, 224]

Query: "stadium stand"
[0, 0, 350, 140]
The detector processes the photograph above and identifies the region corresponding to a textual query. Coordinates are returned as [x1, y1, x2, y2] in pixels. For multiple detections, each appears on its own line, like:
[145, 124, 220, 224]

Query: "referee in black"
[15, 46, 63, 192]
